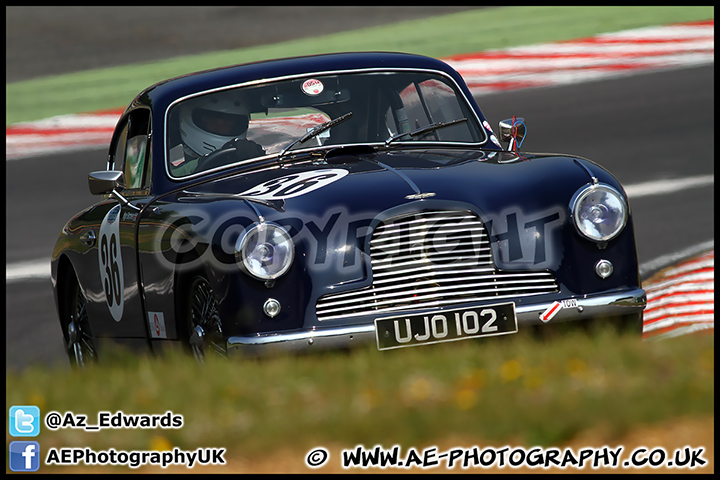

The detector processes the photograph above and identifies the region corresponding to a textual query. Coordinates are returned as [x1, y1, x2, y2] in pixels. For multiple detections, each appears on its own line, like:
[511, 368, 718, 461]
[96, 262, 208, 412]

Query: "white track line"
[624, 175, 714, 198]
[639, 240, 714, 278]
[6, 260, 52, 282]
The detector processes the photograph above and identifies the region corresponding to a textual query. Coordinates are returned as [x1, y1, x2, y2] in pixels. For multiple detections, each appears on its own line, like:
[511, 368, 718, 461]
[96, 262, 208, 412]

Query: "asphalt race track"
[5, 7, 714, 370]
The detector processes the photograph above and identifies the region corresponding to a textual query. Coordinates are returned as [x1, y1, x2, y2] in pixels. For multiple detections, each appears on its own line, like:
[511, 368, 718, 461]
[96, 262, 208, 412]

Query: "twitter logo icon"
[9, 406, 40, 437]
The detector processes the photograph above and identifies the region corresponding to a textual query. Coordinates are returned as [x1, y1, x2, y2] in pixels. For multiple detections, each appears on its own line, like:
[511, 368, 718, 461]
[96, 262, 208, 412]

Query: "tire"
[184, 275, 227, 362]
[61, 270, 97, 367]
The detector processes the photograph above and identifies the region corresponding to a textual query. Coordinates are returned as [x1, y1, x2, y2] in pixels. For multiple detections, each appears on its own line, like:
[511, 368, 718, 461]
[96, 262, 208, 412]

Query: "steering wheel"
[197, 145, 238, 171]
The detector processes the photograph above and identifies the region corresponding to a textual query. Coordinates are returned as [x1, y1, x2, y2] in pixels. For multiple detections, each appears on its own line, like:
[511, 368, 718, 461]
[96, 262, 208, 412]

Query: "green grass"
[6, 326, 714, 472]
[5, 6, 713, 125]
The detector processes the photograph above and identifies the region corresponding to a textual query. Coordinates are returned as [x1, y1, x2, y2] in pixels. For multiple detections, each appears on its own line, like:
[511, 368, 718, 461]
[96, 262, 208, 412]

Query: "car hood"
[178, 147, 621, 287]
[182, 147, 617, 220]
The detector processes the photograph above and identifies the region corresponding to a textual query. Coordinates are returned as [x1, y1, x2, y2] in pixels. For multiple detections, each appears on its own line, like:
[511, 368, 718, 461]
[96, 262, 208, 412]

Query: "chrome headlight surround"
[570, 183, 628, 243]
[235, 222, 294, 280]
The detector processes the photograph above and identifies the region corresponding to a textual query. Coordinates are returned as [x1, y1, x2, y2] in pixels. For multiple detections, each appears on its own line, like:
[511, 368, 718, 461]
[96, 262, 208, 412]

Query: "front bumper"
[226, 287, 646, 356]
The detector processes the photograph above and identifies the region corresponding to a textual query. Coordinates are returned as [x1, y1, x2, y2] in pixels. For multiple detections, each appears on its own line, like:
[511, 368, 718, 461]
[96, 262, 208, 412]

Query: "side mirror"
[89, 170, 124, 195]
[499, 117, 526, 151]
[88, 171, 139, 211]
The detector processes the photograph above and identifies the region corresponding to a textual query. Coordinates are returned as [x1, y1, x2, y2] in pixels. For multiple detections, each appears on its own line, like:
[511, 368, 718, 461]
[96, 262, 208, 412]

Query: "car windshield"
[166, 70, 486, 178]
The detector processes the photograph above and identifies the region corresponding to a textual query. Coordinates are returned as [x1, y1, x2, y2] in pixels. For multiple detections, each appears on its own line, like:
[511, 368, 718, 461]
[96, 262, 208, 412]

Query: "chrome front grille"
[316, 210, 558, 321]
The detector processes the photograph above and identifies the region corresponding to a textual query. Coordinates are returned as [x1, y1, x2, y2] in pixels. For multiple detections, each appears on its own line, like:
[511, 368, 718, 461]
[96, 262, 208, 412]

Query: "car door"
[87, 108, 154, 340]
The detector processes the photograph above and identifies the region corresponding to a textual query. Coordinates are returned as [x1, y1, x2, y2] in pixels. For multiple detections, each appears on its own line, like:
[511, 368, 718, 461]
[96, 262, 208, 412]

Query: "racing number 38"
[239, 169, 348, 200]
[98, 205, 124, 322]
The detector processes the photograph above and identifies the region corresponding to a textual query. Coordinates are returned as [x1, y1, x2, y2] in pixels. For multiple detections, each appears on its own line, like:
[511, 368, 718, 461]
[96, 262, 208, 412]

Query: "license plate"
[375, 303, 517, 351]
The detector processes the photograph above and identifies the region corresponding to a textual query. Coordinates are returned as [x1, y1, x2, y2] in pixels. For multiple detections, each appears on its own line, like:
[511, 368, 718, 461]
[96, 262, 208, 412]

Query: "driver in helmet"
[170, 96, 265, 175]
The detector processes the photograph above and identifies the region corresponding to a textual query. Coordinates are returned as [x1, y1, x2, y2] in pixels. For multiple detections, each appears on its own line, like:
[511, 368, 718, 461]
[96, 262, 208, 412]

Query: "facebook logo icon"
[9, 405, 40, 437]
[9, 441, 41, 472]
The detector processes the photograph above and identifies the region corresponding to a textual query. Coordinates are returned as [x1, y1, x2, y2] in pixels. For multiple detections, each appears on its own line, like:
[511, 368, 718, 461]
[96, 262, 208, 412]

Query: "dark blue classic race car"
[51, 52, 646, 366]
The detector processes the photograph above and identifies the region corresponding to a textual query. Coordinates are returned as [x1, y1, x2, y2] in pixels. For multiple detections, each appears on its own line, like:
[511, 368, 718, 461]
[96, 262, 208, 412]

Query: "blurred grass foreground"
[6, 325, 713, 470]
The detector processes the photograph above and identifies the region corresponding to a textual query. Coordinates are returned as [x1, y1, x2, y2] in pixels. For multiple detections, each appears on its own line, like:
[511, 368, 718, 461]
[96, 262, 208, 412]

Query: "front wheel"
[61, 271, 97, 367]
[185, 276, 227, 362]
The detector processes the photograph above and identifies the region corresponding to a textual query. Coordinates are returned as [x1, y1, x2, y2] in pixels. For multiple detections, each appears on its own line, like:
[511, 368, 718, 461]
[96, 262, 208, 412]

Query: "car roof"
[128, 52, 465, 116]
[125, 52, 488, 193]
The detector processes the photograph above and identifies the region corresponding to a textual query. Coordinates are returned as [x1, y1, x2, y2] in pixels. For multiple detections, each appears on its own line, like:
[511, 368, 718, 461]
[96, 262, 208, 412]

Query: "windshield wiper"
[384, 117, 468, 147]
[277, 112, 353, 161]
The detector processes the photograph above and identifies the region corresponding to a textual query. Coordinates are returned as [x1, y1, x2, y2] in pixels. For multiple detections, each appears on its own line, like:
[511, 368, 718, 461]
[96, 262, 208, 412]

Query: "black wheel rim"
[189, 277, 226, 362]
[67, 282, 96, 367]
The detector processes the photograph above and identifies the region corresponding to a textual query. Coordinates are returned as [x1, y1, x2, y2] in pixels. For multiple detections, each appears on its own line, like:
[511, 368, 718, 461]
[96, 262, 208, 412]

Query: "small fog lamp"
[595, 259, 614, 279]
[263, 298, 282, 318]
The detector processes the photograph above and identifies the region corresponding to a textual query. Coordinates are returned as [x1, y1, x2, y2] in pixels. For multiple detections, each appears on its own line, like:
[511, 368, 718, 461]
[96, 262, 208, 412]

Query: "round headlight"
[236, 222, 294, 280]
[571, 184, 627, 242]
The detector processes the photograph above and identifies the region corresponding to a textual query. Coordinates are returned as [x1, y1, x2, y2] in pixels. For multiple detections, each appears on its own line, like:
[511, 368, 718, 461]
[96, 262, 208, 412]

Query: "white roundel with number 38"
[98, 204, 124, 322]
[239, 169, 348, 200]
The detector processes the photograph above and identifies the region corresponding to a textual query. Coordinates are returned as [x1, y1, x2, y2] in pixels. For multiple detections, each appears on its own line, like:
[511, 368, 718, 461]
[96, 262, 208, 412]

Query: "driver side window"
[110, 109, 151, 191]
